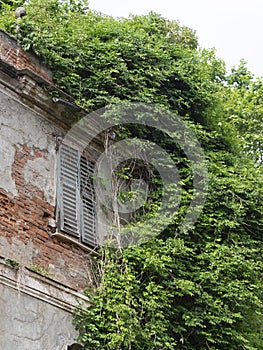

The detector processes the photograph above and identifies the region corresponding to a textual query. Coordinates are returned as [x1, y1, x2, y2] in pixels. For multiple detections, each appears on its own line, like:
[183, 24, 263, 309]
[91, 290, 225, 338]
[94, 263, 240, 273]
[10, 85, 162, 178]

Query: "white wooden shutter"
[80, 155, 97, 247]
[58, 144, 80, 238]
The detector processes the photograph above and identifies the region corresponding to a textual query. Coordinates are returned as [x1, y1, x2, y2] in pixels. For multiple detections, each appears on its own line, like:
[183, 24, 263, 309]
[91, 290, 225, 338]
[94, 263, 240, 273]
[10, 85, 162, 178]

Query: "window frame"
[56, 143, 97, 249]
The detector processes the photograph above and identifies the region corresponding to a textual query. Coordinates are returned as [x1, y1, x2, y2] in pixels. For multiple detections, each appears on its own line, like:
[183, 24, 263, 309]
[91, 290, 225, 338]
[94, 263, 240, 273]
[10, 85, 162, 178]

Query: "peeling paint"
[23, 155, 56, 205]
[0, 236, 36, 266]
[0, 91, 59, 202]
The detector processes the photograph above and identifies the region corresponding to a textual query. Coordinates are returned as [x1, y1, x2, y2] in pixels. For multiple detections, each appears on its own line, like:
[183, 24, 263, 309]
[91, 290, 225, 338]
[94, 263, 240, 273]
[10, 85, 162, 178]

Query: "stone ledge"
[51, 232, 99, 256]
[0, 257, 90, 313]
[0, 67, 80, 130]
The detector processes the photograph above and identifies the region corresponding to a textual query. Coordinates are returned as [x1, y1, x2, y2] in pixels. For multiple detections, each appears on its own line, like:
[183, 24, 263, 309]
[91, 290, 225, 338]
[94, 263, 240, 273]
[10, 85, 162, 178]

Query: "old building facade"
[0, 29, 100, 349]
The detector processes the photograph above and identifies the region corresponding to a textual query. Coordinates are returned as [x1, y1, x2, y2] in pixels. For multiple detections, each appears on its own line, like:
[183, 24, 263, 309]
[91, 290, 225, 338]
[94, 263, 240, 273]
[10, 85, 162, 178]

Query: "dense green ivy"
[73, 238, 263, 350]
[1, 1, 262, 349]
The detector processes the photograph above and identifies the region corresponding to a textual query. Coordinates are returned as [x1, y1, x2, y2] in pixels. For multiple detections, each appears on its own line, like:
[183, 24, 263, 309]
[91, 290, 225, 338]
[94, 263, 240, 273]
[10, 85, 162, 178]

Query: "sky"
[88, 0, 263, 77]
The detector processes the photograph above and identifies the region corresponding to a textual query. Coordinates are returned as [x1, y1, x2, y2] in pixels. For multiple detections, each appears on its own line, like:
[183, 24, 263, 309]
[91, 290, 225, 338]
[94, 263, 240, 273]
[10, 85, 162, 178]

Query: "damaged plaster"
[23, 156, 56, 205]
[0, 90, 59, 205]
[0, 260, 84, 350]
[0, 236, 36, 266]
[0, 286, 77, 350]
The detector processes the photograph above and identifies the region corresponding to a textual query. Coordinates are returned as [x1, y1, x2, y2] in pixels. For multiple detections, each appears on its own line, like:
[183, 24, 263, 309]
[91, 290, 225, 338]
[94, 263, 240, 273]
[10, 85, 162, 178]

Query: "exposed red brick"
[0, 143, 92, 291]
[0, 30, 53, 83]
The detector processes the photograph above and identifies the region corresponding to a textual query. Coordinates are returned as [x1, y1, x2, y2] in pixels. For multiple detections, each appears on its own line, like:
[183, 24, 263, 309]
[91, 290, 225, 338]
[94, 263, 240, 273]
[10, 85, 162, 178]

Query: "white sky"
[89, 0, 263, 77]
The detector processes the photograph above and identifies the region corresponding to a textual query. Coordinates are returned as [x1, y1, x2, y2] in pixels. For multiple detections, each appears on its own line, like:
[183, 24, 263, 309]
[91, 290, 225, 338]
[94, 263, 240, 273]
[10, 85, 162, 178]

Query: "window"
[57, 143, 97, 248]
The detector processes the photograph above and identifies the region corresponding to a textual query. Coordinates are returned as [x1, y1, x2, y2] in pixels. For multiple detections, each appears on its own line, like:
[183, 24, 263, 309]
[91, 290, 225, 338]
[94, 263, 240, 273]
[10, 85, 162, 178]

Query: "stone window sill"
[51, 232, 99, 256]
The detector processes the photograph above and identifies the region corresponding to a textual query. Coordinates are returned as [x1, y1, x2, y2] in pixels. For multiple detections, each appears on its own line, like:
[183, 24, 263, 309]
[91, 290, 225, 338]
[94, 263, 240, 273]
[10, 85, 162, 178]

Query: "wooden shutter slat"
[80, 156, 97, 247]
[59, 144, 80, 238]
[58, 145, 97, 247]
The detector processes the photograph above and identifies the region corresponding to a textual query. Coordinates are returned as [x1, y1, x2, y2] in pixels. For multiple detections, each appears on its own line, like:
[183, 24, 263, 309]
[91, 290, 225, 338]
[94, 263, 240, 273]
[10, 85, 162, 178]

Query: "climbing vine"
[0, 1, 262, 349]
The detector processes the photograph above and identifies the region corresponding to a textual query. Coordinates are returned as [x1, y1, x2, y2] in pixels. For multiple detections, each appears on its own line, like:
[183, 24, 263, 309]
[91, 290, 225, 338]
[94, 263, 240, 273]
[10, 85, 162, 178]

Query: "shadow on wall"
[68, 344, 83, 350]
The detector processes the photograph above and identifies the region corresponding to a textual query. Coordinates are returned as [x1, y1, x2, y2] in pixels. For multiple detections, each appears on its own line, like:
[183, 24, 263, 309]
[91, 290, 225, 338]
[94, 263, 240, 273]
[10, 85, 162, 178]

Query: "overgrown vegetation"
[28, 264, 52, 278]
[1, 1, 262, 349]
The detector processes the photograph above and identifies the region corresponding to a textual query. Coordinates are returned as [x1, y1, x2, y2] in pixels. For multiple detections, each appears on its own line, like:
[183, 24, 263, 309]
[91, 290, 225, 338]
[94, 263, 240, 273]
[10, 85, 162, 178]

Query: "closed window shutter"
[58, 144, 80, 238]
[80, 155, 97, 247]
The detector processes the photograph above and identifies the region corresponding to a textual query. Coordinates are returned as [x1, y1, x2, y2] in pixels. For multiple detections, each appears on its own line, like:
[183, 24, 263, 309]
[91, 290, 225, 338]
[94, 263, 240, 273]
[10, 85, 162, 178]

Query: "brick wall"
[0, 131, 94, 292]
[0, 30, 94, 292]
[0, 29, 53, 83]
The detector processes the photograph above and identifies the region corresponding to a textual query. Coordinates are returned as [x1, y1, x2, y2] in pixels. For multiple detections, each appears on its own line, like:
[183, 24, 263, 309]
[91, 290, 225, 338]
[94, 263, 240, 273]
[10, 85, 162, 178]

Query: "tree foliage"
[0, 1, 262, 349]
[222, 60, 263, 164]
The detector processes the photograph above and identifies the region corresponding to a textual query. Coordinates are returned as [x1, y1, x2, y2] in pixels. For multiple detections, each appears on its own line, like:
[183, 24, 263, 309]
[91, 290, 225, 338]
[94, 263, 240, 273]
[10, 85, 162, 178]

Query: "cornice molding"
[0, 257, 90, 313]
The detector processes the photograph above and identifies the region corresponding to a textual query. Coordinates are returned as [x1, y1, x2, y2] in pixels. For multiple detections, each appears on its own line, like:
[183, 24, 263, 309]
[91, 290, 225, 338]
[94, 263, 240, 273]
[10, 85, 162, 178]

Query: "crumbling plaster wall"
[0, 284, 77, 350]
[0, 90, 57, 202]
[0, 86, 93, 291]
[0, 259, 87, 350]
[0, 29, 93, 349]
